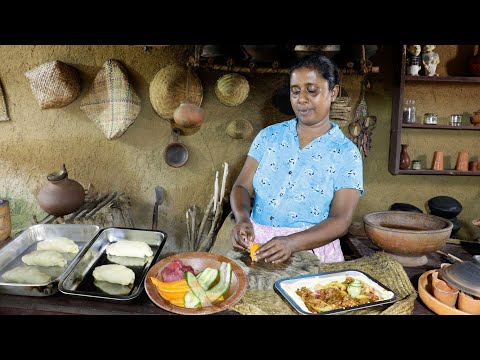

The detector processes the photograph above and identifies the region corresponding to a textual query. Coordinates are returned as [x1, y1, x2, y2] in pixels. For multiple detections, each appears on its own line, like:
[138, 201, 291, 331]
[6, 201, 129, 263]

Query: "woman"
[230, 54, 363, 264]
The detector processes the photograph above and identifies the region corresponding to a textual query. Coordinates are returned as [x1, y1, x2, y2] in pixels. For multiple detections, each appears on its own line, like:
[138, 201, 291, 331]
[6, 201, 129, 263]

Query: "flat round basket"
[215, 73, 249, 107]
[149, 64, 203, 120]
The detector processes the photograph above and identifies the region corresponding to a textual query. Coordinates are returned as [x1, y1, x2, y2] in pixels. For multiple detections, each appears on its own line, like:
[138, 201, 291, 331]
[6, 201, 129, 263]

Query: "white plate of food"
[275, 269, 397, 315]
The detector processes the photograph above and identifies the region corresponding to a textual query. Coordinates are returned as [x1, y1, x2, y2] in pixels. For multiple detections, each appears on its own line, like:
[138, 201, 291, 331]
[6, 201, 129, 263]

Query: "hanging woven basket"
[80, 59, 141, 140]
[149, 64, 203, 120]
[25, 60, 81, 109]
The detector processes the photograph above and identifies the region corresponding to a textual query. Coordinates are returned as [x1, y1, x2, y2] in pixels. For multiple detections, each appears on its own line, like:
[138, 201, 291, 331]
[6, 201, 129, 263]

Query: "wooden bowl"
[144, 252, 247, 315]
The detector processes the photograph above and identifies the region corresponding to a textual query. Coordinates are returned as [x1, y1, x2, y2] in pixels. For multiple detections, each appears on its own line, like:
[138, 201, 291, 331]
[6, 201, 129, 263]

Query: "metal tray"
[274, 269, 397, 315]
[58, 227, 167, 303]
[0, 224, 101, 296]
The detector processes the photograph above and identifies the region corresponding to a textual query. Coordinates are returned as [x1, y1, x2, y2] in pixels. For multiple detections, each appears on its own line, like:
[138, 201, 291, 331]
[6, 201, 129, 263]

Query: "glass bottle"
[399, 144, 411, 170]
[402, 99, 416, 124]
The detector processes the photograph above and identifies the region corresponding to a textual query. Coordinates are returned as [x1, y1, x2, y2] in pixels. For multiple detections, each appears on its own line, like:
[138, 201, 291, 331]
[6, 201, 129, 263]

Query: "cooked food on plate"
[22, 250, 67, 267]
[105, 240, 153, 258]
[94, 280, 133, 295]
[2, 266, 52, 284]
[92, 264, 135, 286]
[296, 276, 380, 313]
[37, 236, 79, 254]
[107, 254, 149, 267]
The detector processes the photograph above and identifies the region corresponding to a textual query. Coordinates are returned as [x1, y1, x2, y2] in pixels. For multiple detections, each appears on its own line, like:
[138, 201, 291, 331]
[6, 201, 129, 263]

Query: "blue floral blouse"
[248, 119, 364, 228]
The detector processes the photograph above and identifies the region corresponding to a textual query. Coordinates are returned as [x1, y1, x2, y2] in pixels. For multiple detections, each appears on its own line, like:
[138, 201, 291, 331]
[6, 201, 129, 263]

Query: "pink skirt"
[250, 218, 344, 263]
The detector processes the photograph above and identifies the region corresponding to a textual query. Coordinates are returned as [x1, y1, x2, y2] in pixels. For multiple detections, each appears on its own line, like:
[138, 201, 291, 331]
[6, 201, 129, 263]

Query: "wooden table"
[344, 236, 480, 315]
[0, 236, 477, 315]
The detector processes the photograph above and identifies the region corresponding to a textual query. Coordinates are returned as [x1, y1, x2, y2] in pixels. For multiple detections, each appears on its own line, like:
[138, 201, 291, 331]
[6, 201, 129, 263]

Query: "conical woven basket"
[0, 80, 9, 121]
[149, 64, 203, 120]
[25, 60, 81, 109]
[80, 59, 141, 140]
[215, 73, 250, 107]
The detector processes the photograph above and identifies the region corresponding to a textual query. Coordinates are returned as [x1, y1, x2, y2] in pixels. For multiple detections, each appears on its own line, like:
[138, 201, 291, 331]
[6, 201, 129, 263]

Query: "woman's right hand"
[231, 219, 255, 250]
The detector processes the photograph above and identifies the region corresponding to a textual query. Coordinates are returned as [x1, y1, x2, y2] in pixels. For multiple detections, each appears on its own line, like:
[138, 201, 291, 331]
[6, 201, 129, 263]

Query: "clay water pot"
[173, 101, 205, 129]
[36, 164, 85, 216]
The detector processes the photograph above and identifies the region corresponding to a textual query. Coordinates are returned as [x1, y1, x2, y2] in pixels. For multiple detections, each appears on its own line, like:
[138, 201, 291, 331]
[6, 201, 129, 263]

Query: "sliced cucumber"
[184, 290, 201, 308]
[196, 267, 219, 290]
[185, 271, 212, 307]
[206, 262, 232, 302]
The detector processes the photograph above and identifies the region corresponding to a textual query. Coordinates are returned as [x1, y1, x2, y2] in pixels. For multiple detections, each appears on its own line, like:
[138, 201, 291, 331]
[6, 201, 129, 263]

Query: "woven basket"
[226, 119, 253, 139]
[0, 80, 9, 121]
[215, 73, 250, 107]
[25, 60, 80, 109]
[149, 64, 203, 120]
[80, 59, 141, 140]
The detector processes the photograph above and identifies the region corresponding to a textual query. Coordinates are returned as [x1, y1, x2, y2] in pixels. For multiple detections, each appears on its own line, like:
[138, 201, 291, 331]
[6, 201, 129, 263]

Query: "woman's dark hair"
[288, 54, 340, 91]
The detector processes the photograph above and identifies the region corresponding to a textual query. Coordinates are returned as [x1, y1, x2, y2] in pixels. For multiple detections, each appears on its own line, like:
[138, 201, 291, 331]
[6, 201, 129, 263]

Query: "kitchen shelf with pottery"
[389, 45, 480, 175]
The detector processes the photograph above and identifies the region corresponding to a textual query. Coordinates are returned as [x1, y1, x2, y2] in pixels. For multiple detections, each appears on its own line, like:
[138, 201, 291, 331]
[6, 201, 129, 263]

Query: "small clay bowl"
[457, 291, 480, 314]
[433, 279, 459, 307]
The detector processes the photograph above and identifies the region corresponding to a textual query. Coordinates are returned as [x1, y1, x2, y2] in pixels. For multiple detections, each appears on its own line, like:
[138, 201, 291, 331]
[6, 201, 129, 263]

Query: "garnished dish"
[144, 252, 247, 315]
[275, 270, 397, 315]
[296, 276, 379, 313]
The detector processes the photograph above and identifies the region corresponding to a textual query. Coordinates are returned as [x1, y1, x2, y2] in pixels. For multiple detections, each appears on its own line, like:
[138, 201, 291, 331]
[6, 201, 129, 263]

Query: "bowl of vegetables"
[144, 252, 247, 315]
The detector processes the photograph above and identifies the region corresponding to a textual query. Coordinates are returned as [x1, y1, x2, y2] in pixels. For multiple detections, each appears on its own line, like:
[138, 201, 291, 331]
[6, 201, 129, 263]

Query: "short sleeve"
[247, 128, 267, 162]
[334, 145, 364, 196]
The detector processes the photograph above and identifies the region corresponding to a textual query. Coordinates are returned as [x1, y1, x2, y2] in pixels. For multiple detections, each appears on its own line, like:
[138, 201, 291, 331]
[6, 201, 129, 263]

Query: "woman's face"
[290, 67, 337, 126]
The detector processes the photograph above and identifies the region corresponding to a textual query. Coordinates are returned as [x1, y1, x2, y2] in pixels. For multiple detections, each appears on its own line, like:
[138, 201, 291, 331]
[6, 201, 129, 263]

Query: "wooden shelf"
[398, 170, 480, 176]
[402, 124, 480, 130]
[405, 75, 480, 83]
[388, 45, 480, 175]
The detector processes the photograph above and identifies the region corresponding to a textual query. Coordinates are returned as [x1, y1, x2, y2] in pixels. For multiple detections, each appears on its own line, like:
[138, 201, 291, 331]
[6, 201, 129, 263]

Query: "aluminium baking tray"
[0, 224, 101, 296]
[274, 269, 397, 315]
[58, 227, 167, 303]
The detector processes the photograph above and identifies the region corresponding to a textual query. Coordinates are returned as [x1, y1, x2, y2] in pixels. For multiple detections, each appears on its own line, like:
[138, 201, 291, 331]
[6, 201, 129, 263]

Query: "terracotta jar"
[468, 46, 480, 76]
[432, 151, 444, 170]
[36, 164, 85, 216]
[0, 199, 11, 242]
[399, 144, 411, 170]
[455, 151, 469, 171]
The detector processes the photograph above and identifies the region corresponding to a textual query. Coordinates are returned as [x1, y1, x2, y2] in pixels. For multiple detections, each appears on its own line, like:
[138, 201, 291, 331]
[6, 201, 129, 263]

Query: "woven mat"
[229, 251, 417, 315]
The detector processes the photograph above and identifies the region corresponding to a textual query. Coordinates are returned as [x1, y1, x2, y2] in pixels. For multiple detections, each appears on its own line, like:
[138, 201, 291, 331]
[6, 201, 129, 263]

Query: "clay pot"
[433, 278, 459, 307]
[399, 144, 410, 170]
[471, 111, 480, 126]
[36, 164, 85, 216]
[173, 102, 205, 129]
[0, 199, 11, 242]
[457, 291, 480, 314]
[468, 46, 480, 76]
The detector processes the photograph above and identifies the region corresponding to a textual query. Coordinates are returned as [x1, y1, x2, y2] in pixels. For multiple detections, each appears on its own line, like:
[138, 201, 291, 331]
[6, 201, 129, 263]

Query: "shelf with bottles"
[388, 45, 480, 175]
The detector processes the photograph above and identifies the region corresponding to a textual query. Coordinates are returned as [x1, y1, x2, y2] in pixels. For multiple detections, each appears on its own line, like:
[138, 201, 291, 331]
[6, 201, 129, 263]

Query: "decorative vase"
[468, 45, 480, 76]
[0, 199, 11, 242]
[36, 164, 85, 216]
[399, 144, 411, 170]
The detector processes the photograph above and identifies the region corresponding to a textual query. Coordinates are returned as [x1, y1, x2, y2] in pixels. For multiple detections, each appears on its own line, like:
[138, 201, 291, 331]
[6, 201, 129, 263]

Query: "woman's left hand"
[254, 236, 294, 264]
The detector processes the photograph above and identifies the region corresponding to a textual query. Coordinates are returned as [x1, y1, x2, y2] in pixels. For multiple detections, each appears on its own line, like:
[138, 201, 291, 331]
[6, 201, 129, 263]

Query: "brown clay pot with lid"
[36, 164, 85, 216]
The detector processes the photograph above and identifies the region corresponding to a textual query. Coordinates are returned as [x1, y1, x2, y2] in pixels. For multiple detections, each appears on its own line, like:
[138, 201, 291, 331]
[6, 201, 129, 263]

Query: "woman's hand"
[254, 236, 294, 264]
[231, 220, 255, 250]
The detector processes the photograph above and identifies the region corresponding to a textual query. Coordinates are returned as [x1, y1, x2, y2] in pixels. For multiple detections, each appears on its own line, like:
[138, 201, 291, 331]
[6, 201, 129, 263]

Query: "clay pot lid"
[427, 196, 463, 218]
[389, 202, 423, 213]
[440, 260, 480, 297]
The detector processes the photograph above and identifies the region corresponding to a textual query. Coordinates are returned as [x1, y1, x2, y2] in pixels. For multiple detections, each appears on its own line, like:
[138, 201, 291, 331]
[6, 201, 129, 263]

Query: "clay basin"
[363, 211, 453, 267]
